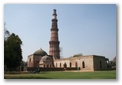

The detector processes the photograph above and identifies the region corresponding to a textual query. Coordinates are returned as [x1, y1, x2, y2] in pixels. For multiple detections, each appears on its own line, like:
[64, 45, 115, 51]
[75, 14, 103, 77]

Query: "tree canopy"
[4, 31, 23, 71]
[71, 53, 83, 57]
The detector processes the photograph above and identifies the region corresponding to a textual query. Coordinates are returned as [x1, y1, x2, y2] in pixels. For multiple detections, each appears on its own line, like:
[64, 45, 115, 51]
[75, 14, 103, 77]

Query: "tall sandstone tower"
[49, 9, 60, 59]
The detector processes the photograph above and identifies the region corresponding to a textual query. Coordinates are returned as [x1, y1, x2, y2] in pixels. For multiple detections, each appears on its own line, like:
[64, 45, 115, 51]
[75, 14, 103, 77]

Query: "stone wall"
[27, 54, 34, 67]
[54, 55, 94, 71]
[27, 54, 108, 71]
[54, 55, 108, 71]
[93, 55, 107, 70]
[27, 54, 43, 67]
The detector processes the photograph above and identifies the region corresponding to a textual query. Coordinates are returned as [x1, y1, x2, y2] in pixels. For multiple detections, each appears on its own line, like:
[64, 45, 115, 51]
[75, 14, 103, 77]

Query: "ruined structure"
[27, 9, 109, 71]
[54, 55, 108, 71]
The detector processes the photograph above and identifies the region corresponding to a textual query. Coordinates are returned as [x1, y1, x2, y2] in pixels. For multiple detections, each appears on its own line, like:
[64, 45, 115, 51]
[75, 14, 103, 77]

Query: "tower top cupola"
[52, 9, 57, 19]
[53, 9, 56, 14]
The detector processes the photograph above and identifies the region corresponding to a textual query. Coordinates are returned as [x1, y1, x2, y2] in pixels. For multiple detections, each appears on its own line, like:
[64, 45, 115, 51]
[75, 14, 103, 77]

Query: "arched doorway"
[60, 63, 61, 67]
[100, 61, 102, 69]
[82, 61, 85, 68]
[70, 62, 72, 68]
[63, 63, 67, 68]
[75, 62, 78, 68]
[29, 58, 31, 67]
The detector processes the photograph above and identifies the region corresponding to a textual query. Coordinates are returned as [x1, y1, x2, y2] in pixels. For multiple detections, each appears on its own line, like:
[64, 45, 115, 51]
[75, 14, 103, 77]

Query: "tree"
[4, 33, 23, 71]
[113, 56, 116, 66]
[112, 56, 116, 69]
[19, 60, 27, 71]
[4, 23, 10, 40]
[107, 57, 116, 69]
[72, 53, 83, 57]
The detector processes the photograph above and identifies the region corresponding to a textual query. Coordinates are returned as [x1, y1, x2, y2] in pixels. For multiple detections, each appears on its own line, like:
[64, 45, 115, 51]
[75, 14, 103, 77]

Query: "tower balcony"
[49, 41, 60, 44]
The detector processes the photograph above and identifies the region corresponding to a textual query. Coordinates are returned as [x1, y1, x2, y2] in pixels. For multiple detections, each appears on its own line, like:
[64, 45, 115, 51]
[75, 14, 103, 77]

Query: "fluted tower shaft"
[49, 9, 60, 59]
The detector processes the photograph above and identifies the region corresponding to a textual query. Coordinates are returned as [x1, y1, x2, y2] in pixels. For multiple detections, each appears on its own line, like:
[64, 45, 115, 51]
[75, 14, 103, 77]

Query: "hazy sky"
[4, 4, 116, 61]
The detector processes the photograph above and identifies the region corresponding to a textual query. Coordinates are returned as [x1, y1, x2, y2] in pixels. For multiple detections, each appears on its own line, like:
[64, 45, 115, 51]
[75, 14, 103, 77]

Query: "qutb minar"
[49, 9, 60, 59]
[27, 9, 109, 71]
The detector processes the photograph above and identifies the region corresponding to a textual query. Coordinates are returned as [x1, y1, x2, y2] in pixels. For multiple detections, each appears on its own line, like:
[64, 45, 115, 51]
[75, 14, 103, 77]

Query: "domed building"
[34, 48, 47, 56]
[27, 9, 109, 71]
[39, 55, 53, 67]
[27, 48, 53, 68]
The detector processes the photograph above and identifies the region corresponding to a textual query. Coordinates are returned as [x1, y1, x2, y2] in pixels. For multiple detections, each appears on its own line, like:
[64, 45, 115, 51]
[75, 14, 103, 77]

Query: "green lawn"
[4, 70, 116, 79]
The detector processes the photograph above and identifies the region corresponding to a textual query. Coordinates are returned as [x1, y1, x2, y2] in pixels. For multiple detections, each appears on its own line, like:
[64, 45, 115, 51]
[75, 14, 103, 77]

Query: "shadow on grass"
[4, 76, 52, 79]
[4, 71, 48, 74]
[4, 72, 51, 79]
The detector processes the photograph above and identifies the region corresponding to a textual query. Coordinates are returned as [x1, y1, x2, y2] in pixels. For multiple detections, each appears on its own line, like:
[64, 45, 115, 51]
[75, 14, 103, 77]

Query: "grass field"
[4, 70, 116, 79]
